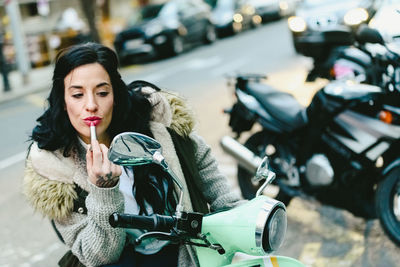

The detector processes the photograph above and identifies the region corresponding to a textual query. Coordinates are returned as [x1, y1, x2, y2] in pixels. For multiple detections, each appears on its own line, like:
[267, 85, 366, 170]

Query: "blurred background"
[0, 0, 399, 266]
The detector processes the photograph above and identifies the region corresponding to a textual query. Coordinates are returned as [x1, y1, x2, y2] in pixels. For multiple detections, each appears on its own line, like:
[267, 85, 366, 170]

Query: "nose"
[85, 93, 98, 112]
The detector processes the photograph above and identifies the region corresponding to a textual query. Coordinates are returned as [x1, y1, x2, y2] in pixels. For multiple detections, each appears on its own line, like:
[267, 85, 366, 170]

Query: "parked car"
[208, 0, 262, 36]
[248, 0, 298, 22]
[287, 0, 376, 57]
[114, 0, 217, 64]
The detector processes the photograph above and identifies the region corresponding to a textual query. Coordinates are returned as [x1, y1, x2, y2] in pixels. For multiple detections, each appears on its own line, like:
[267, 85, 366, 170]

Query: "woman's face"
[64, 63, 114, 146]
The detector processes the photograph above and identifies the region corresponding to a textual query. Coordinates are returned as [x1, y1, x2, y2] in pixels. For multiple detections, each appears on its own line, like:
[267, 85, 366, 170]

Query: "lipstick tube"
[90, 122, 97, 142]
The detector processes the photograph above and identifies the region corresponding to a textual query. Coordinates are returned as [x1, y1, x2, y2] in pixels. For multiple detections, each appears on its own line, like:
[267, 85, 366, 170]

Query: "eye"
[72, 93, 83, 98]
[98, 91, 110, 97]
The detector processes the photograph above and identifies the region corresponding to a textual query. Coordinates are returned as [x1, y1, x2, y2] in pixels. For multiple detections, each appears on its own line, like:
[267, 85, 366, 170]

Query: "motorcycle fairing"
[333, 59, 367, 80]
[338, 46, 372, 68]
[331, 110, 400, 161]
[323, 81, 382, 101]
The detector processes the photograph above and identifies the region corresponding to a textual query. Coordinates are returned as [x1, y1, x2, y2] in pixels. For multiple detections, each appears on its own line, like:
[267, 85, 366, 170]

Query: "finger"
[91, 140, 103, 170]
[86, 146, 99, 184]
[99, 144, 109, 158]
[99, 144, 111, 169]
[86, 147, 93, 169]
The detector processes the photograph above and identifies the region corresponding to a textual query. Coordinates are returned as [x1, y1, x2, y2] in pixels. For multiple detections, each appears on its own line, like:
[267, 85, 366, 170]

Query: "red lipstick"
[84, 116, 102, 126]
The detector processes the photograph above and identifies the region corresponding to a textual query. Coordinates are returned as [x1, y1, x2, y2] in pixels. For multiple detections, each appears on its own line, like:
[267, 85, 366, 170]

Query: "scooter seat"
[246, 82, 308, 131]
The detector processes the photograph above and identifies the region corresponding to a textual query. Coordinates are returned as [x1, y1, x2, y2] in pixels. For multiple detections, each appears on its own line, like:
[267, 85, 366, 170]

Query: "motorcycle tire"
[375, 166, 400, 246]
[237, 131, 292, 205]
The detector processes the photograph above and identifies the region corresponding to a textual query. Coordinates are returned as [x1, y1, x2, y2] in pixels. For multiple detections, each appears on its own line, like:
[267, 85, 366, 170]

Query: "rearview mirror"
[108, 132, 164, 167]
[108, 132, 185, 216]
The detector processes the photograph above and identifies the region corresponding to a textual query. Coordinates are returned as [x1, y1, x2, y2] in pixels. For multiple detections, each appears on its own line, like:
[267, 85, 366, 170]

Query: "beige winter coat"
[23, 89, 241, 267]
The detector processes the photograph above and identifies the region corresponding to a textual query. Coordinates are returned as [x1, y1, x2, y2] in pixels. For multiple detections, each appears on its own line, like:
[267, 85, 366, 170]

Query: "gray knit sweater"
[23, 89, 241, 267]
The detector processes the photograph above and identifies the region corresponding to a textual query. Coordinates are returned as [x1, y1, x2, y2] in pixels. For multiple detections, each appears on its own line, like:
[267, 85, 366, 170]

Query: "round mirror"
[108, 132, 162, 166]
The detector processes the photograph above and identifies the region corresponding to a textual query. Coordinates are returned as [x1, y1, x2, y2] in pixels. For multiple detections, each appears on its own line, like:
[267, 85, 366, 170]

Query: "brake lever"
[135, 231, 177, 245]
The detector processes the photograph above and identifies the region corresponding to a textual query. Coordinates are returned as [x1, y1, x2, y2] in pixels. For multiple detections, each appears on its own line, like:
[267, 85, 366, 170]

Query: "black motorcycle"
[220, 71, 400, 245]
[306, 25, 397, 88]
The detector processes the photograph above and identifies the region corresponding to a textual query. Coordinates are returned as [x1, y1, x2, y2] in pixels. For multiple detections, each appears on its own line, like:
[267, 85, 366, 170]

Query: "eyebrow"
[67, 82, 111, 90]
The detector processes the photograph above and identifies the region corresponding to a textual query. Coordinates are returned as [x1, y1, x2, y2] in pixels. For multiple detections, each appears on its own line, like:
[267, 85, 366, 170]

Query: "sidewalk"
[0, 64, 53, 104]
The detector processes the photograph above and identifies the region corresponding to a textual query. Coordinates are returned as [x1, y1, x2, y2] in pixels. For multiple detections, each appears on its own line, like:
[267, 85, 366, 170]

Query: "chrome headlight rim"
[255, 198, 287, 253]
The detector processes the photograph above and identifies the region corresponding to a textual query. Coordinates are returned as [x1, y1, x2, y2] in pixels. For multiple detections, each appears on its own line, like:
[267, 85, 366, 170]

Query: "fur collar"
[143, 87, 195, 137]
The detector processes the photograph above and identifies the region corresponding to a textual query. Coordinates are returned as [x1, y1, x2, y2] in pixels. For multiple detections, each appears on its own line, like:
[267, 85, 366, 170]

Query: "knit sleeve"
[24, 151, 127, 266]
[189, 133, 243, 211]
[54, 182, 126, 266]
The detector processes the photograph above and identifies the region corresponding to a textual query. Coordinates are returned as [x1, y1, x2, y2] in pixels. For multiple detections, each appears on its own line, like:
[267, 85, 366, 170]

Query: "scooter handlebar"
[109, 213, 175, 232]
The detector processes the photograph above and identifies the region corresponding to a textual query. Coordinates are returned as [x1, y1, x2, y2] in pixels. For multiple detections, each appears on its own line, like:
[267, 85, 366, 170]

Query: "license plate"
[124, 39, 144, 50]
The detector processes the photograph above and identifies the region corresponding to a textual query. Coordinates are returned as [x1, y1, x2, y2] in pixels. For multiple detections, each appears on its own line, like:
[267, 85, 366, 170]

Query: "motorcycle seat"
[246, 82, 308, 131]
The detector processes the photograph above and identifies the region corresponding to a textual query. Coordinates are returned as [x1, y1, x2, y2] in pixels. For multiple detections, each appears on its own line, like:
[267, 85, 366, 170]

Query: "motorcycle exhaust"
[220, 136, 263, 174]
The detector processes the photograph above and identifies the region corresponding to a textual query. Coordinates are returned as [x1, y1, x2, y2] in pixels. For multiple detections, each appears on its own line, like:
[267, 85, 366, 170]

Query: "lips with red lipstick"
[84, 116, 102, 126]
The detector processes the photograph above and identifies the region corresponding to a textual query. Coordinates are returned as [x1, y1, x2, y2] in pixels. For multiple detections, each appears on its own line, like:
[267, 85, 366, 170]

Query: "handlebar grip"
[109, 213, 175, 232]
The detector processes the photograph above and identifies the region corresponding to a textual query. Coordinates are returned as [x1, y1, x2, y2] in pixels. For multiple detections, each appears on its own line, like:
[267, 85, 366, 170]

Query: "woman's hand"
[86, 140, 122, 188]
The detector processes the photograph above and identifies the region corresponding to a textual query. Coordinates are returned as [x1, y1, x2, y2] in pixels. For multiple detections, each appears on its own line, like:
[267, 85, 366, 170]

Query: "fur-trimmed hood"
[143, 87, 195, 137]
[24, 89, 196, 220]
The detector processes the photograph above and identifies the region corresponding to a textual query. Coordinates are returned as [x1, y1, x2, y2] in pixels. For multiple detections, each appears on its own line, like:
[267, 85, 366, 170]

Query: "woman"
[23, 42, 241, 267]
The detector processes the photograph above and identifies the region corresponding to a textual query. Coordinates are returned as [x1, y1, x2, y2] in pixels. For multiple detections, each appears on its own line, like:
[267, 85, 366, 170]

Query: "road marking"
[141, 56, 223, 83]
[183, 56, 221, 69]
[212, 58, 248, 77]
[0, 152, 26, 170]
[140, 72, 168, 83]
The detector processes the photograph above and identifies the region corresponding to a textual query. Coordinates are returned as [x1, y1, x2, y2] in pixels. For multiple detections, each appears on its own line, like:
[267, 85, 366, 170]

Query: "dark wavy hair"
[126, 80, 177, 215]
[31, 42, 153, 156]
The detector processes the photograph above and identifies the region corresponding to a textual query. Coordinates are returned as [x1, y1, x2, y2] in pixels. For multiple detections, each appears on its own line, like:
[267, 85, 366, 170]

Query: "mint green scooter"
[108, 132, 305, 267]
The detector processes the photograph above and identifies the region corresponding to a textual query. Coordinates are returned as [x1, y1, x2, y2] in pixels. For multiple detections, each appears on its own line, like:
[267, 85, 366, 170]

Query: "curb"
[0, 82, 51, 104]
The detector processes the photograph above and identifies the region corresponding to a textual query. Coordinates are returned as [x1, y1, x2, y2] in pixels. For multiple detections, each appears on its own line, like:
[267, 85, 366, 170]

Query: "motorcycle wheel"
[375, 166, 400, 246]
[237, 131, 292, 205]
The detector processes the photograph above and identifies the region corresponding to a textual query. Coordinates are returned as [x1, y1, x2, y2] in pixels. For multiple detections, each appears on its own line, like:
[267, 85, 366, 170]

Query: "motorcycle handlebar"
[109, 213, 175, 232]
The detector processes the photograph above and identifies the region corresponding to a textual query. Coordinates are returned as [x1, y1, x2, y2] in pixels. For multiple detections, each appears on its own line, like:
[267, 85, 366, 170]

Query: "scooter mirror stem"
[153, 151, 185, 218]
[256, 171, 276, 197]
[175, 191, 184, 219]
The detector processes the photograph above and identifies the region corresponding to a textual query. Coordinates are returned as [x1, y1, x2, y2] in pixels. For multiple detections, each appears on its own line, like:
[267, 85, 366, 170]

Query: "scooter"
[107, 132, 305, 267]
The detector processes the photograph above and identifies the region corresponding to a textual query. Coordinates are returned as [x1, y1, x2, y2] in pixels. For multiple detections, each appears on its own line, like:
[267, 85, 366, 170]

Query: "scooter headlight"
[256, 199, 287, 253]
[263, 206, 287, 252]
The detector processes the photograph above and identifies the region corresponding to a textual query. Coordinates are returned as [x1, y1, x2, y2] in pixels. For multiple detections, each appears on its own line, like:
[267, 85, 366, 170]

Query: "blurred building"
[0, 0, 149, 69]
